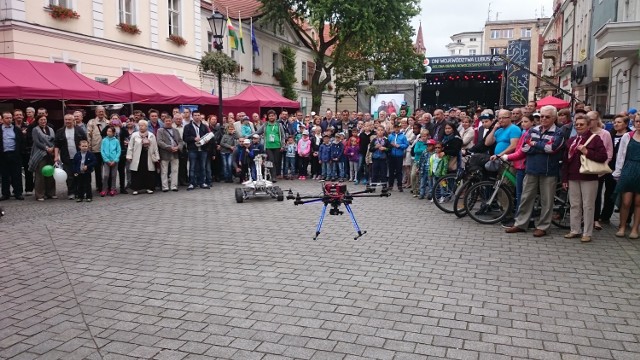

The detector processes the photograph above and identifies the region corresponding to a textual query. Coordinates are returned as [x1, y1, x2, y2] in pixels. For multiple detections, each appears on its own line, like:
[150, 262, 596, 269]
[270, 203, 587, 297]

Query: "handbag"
[579, 134, 612, 175]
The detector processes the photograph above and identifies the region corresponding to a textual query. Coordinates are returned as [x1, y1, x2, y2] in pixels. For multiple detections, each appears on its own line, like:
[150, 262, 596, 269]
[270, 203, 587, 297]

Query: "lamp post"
[366, 67, 375, 85]
[207, 11, 227, 122]
[435, 90, 440, 107]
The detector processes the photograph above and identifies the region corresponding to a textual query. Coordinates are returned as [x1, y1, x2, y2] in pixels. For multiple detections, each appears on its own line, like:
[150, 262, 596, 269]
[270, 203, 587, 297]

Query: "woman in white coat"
[126, 120, 160, 195]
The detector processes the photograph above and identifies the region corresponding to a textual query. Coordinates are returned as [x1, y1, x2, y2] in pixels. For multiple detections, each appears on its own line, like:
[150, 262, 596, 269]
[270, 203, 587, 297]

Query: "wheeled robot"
[235, 154, 284, 203]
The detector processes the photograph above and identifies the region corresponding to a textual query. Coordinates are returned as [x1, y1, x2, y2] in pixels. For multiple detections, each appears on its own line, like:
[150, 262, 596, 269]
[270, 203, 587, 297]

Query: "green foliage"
[259, 0, 421, 112]
[364, 86, 379, 97]
[278, 46, 298, 100]
[199, 51, 239, 77]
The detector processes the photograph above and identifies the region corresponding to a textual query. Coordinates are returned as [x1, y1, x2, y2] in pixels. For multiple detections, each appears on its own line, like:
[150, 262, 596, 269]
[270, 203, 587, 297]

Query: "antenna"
[487, 2, 491, 22]
[541, 5, 545, 17]
[535, 9, 538, 18]
[495, 12, 501, 21]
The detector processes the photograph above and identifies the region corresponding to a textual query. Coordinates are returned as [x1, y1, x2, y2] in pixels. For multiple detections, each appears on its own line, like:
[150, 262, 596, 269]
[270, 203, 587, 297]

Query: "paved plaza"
[1, 181, 640, 360]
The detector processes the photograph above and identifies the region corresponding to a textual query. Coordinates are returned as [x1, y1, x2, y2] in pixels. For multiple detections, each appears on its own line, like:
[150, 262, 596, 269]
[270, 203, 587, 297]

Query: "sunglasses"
[540, 115, 552, 119]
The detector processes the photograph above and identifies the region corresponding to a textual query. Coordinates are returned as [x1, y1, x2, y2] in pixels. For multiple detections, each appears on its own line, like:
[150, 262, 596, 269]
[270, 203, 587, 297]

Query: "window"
[458, 49, 462, 54]
[301, 61, 307, 82]
[451, 51, 455, 55]
[521, 28, 532, 38]
[168, 0, 181, 36]
[50, 0, 71, 7]
[502, 29, 513, 38]
[252, 51, 260, 70]
[119, 0, 134, 24]
[469, 49, 476, 55]
[55, 61, 76, 70]
[272, 52, 279, 74]
[490, 30, 500, 39]
[490, 47, 505, 55]
[470, 38, 476, 42]
[207, 32, 213, 52]
[457, 39, 462, 43]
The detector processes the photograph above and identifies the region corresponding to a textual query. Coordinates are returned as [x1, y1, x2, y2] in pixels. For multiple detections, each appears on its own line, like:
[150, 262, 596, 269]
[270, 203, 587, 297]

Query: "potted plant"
[48, 4, 79, 20]
[118, 23, 141, 35]
[364, 85, 379, 97]
[301, 79, 309, 86]
[199, 51, 239, 79]
[169, 34, 187, 46]
[252, 68, 262, 76]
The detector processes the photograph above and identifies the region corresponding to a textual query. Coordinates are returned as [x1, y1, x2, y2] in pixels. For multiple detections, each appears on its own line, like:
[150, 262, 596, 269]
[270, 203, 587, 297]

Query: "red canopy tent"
[536, 95, 570, 109]
[110, 72, 219, 104]
[0, 57, 129, 101]
[223, 85, 300, 116]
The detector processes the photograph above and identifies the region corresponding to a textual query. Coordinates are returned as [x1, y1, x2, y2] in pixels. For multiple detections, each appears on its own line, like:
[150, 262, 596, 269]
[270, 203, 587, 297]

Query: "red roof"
[204, 0, 263, 19]
[110, 72, 219, 105]
[0, 57, 129, 101]
[536, 95, 570, 109]
[223, 85, 299, 115]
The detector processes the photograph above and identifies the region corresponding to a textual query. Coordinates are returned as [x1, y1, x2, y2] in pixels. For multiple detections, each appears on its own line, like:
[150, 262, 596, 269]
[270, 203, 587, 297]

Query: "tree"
[277, 46, 298, 100]
[259, 0, 420, 113]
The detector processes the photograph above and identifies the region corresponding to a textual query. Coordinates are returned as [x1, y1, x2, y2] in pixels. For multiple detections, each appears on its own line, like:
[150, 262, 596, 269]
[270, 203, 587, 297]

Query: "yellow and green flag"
[227, 18, 238, 50]
[238, 16, 245, 54]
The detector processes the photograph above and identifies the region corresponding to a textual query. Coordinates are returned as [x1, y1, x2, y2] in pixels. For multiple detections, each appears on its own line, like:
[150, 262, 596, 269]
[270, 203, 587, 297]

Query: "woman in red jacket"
[561, 116, 608, 243]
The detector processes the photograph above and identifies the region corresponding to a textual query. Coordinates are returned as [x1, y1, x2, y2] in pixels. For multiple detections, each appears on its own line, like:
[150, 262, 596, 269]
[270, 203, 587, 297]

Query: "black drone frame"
[287, 181, 391, 240]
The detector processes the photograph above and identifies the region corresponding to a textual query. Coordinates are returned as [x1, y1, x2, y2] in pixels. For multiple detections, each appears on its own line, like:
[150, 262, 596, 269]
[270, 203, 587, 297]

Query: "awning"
[0, 57, 130, 102]
[223, 85, 300, 115]
[110, 72, 219, 105]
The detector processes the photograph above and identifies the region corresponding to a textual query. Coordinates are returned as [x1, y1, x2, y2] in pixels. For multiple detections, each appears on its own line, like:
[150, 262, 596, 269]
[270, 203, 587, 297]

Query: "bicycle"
[452, 154, 495, 218]
[463, 159, 516, 225]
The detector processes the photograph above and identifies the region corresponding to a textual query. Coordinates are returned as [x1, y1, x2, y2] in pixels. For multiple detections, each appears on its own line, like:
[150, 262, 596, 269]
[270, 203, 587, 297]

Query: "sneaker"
[132, 191, 139, 195]
[187, 185, 194, 191]
[76, 198, 82, 202]
[171, 188, 178, 192]
[109, 190, 117, 196]
[146, 189, 154, 194]
[201, 184, 210, 189]
[438, 197, 446, 203]
[120, 188, 128, 194]
[100, 191, 107, 197]
[50, 195, 58, 199]
[162, 189, 169, 192]
[24, 191, 33, 196]
[86, 198, 92, 202]
[37, 198, 44, 201]
[68, 195, 75, 200]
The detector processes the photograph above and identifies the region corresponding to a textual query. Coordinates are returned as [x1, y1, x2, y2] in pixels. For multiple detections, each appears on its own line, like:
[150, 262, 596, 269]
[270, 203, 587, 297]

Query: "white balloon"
[53, 168, 67, 183]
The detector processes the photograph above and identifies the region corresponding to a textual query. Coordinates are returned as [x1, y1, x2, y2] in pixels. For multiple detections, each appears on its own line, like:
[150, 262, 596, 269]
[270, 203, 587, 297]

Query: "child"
[240, 117, 253, 138]
[73, 140, 97, 202]
[430, 142, 450, 202]
[100, 126, 121, 197]
[344, 136, 360, 182]
[318, 135, 332, 181]
[418, 139, 436, 199]
[330, 133, 345, 181]
[248, 134, 264, 180]
[368, 127, 390, 184]
[233, 138, 252, 182]
[297, 130, 311, 180]
[284, 136, 297, 179]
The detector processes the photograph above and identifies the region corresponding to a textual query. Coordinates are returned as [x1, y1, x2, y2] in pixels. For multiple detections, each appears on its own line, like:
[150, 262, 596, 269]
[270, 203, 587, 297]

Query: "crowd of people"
[1, 102, 639, 241]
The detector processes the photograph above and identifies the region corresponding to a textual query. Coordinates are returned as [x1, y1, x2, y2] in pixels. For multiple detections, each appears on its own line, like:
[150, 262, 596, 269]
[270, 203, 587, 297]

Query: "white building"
[445, 31, 484, 56]
[0, 0, 335, 114]
[595, 0, 640, 113]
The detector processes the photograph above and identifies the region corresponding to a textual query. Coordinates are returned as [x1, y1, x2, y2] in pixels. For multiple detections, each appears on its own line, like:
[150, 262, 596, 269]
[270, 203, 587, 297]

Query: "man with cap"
[463, 111, 496, 156]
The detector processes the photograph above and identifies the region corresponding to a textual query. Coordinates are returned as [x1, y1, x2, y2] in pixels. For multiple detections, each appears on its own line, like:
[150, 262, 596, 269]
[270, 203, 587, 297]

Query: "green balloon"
[41, 165, 55, 177]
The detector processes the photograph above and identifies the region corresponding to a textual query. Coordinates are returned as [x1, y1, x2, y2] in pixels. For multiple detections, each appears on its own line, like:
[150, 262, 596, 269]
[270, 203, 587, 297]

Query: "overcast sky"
[411, 0, 554, 57]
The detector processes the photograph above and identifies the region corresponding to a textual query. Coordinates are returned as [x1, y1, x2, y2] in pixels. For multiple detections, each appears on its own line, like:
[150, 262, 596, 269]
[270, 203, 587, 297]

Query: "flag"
[238, 15, 245, 54]
[227, 18, 238, 50]
[251, 19, 259, 55]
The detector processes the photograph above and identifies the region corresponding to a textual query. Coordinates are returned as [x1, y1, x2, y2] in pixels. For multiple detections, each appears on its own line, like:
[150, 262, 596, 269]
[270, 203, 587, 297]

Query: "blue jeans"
[221, 153, 233, 181]
[285, 157, 296, 176]
[188, 150, 207, 186]
[321, 162, 331, 178]
[331, 161, 344, 178]
[357, 154, 368, 183]
[419, 172, 432, 198]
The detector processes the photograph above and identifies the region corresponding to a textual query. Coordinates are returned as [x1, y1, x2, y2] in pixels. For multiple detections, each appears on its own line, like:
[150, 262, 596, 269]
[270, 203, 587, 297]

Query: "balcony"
[542, 41, 559, 60]
[594, 21, 640, 58]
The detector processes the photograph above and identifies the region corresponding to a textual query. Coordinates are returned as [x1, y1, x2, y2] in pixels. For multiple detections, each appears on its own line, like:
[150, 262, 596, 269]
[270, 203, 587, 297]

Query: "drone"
[286, 181, 391, 240]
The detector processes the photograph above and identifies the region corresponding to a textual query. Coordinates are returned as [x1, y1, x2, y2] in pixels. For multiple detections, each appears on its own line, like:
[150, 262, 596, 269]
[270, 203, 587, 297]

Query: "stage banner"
[425, 55, 505, 73]
[505, 40, 531, 107]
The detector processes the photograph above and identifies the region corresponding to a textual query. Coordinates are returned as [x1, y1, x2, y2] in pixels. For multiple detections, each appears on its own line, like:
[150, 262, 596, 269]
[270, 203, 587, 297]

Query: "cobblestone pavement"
[1, 180, 640, 360]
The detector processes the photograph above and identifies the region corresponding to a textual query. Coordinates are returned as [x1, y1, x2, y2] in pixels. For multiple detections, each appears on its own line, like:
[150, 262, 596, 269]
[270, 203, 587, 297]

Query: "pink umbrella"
[536, 95, 570, 109]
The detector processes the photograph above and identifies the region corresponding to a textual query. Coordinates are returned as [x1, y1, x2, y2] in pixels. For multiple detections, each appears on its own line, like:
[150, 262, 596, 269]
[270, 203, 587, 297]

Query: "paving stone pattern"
[1, 181, 640, 359]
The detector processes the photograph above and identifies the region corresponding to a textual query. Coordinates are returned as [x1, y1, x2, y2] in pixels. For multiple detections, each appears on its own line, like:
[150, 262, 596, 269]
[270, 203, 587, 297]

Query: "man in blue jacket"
[505, 105, 565, 237]
[387, 123, 409, 192]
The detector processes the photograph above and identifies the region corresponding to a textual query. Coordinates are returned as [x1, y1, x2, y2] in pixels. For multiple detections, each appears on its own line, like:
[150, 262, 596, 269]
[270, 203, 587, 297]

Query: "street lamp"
[366, 68, 375, 85]
[207, 10, 227, 122]
[435, 90, 440, 107]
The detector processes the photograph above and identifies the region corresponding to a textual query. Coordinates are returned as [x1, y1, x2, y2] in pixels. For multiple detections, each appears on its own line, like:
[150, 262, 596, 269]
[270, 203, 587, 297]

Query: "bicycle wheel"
[453, 181, 472, 218]
[552, 188, 571, 229]
[464, 181, 513, 225]
[432, 173, 462, 214]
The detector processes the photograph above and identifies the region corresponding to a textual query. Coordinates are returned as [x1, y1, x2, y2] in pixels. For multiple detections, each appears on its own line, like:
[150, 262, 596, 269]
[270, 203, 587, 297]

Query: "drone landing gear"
[313, 203, 366, 241]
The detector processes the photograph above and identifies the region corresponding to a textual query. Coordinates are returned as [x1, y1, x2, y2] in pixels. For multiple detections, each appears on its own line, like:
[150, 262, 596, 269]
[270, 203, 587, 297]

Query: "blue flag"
[251, 22, 259, 55]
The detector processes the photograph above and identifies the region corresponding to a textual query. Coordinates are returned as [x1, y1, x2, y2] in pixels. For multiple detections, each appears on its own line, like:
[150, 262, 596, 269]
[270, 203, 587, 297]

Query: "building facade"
[0, 0, 335, 114]
[595, 0, 640, 114]
[445, 31, 483, 56]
